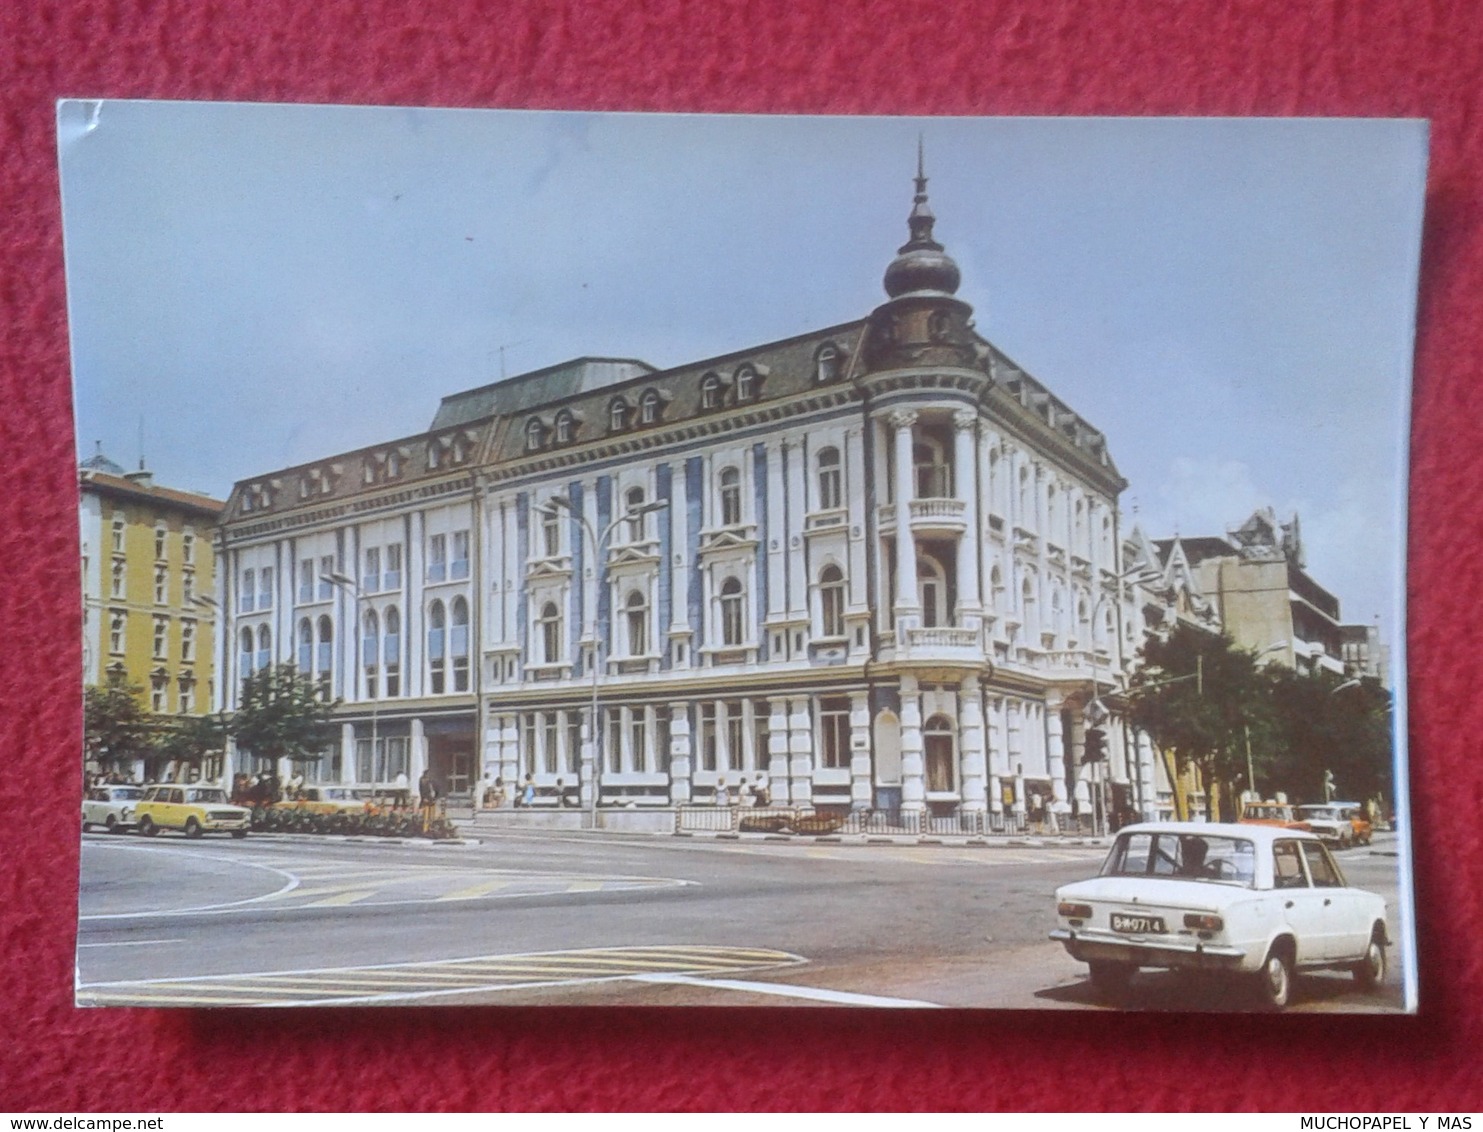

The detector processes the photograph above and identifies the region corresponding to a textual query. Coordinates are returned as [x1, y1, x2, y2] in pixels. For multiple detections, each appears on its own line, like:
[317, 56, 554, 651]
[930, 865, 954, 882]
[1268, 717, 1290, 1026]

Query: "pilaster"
[957, 674, 987, 813]
[899, 674, 925, 812]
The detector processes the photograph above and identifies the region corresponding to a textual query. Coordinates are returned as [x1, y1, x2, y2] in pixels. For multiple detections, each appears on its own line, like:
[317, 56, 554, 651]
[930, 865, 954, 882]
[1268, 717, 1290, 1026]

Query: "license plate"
[1111, 913, 1166, 934]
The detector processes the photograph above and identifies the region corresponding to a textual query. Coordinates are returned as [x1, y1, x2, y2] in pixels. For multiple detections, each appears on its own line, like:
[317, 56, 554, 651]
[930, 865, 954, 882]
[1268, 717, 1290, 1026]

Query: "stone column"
[340, 722, 356, 784]
[849, 691, 872, 811]
[1046, 697, 1069, 812]
[784, 438, 808, 632]
[668, 702, 692, 804]
[787, 697, 813, 807]
[888, 410, 920, 632]
[958, 674, 987, 813]
[987, 695, 1005, 815]
[899, 674, 925, 813]
[768, 698, 791, 805]
[952, 410, 982, 633]
[409, 717, 428, 785]
[1137, 728, 1158, 821]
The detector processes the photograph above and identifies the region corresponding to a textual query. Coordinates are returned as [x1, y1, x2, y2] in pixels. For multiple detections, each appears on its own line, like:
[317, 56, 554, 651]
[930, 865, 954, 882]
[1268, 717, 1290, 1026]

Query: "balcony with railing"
[876, 497, 969, 537]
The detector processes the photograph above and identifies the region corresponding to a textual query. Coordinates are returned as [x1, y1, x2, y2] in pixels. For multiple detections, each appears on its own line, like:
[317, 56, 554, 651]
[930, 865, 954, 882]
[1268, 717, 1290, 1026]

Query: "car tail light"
[1183, 913, 1223, 932]
[1058, 902, 1093, 920]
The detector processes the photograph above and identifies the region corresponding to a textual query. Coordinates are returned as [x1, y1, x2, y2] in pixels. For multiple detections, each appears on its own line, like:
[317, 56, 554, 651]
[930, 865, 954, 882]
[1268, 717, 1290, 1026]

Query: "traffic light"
[1083, 728, 1107, 763]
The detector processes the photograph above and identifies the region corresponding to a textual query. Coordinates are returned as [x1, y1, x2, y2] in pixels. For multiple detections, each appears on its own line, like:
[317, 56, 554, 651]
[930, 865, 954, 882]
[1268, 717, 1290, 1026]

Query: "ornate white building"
[215, 160, 1157, 826]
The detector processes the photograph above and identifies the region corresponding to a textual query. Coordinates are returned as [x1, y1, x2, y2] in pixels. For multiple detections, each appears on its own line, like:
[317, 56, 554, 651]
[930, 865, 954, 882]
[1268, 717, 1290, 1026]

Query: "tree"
[153, 712, 230, 780]
[84, 675, 155, 774]
[230, 664, 339, 771]
[1265, 669, 1393, 806]
[1127, 624, 1271, 822]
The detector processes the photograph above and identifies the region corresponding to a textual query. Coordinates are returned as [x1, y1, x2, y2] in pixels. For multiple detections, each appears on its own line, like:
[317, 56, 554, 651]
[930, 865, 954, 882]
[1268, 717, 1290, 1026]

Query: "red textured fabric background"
[3, 0, 1480, 1113]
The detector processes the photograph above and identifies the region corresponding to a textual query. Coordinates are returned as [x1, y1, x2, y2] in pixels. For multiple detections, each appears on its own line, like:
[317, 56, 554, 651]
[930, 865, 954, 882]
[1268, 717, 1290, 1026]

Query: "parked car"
[1239, 801, 1311, 831]
[82, 784, 145, 833]
[1295, 803, 1373, 848]
[1050, 822, 1388, 1010]
[135, 784, 252, 838]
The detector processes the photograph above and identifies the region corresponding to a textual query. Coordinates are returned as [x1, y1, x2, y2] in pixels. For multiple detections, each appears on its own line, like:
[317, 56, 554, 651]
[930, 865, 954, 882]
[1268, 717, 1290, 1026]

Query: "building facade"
[216, 165, 1159, 824]
[80, 452, 225, 766]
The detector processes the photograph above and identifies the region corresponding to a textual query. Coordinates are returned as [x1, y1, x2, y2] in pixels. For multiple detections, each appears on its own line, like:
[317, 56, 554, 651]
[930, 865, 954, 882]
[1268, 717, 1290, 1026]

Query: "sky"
[57, 102, 1427, 649]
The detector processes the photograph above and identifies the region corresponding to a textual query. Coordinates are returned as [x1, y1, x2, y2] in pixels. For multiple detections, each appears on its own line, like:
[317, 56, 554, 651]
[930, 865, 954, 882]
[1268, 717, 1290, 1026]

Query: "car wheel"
[1352, 931, 1386, 991]
[1087, 960, 1134, 1000]
[184, 817, 203, 839]
[1339, 832, 1353, 850]
[139, 817, 158, 837]
[105, 815, 120, 834]
[1253, 944, 1294, 1011]
[231, 829, 248, 839]
[81, 819, 91, 833]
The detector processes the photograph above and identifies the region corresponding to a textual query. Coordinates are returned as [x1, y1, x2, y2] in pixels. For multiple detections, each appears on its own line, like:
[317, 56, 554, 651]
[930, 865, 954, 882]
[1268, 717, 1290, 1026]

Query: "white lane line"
[631, 972, 942, 1008]
[79, 844, 301, 920]
[77, 939, 187, 948]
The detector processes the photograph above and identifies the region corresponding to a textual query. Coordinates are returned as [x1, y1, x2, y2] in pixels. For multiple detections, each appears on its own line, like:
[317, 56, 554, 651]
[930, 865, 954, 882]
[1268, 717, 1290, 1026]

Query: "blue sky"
[57, 103, 1426, 647]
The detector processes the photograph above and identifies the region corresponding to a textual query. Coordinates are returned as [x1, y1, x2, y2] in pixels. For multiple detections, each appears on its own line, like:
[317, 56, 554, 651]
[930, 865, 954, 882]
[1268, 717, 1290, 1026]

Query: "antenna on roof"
[137, 415, 146, 471]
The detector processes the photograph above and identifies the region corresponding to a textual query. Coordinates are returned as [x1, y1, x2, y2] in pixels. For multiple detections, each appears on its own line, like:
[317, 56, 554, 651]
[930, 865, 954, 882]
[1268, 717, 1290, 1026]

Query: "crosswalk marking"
[77, 945, 806, 1007]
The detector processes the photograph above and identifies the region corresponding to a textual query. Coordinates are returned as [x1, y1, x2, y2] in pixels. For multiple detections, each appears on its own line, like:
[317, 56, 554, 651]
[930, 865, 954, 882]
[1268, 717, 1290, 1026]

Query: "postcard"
[62, 102, 1425, 1011]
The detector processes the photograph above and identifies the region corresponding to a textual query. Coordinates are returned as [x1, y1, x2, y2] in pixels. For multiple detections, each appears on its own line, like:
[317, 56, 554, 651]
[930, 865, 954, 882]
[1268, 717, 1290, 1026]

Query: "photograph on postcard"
[61, 103, 1424, 1011]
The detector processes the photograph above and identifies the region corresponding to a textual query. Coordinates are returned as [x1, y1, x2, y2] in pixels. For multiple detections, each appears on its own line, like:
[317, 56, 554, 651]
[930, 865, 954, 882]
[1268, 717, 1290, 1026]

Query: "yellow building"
[80, 450, 224, 755]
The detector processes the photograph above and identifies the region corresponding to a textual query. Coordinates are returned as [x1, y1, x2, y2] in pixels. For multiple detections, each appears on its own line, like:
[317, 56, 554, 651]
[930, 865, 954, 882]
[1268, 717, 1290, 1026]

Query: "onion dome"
[882, 139, 961, 299]
[80, 442, 126, 475]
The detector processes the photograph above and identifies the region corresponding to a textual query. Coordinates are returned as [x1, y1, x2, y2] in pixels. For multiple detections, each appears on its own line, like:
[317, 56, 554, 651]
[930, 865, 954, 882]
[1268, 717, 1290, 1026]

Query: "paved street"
[75, 828, 1409, 1011]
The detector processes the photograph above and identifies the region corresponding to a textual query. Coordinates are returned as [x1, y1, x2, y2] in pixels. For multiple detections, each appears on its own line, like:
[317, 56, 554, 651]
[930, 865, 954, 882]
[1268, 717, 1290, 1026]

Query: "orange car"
[1239, 801, 1311, 832]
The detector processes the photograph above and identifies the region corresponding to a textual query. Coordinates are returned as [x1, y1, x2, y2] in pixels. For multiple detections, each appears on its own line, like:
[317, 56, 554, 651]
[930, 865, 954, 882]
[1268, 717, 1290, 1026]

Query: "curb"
[245, 833, 480, 848]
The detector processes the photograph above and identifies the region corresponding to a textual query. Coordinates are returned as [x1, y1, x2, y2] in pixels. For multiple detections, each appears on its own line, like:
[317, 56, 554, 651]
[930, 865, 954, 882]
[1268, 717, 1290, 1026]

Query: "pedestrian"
[519, 774, 537, 808]
[750, 774, 771, 808]
[558, 778, 580, 807]
[715, 778, 730, 808]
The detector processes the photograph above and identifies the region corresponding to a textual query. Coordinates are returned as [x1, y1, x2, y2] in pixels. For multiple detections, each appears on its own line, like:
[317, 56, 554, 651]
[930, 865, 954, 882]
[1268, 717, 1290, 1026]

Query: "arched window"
[928, 310, 952, 342]
[1077, 595, 1090, 643]
[720, 576, 744, 646]
[918, 554, 948, 628]
[1050, 584, 1065, 641]
[609, 398, 628, 432]
[817, 447, 841, 510]
[735, 366, 756, 402]
[256, 625, 271, 674]
[427, 600, 446, 694]
[701, 373, 722, 410]
[640, 389, 660, 424]
[451, 597, 470, 692]
[383, 606, 401, 697]
[923, 714, 956, 792]
[362, 609, 379, 698]
[815, 343, 840, 384]
[554, 410, 573, 444]
[719, 467, 742, 526]
[316, 615, 333, 698]
[626, 589, 648, 657]
[819, 565, 845, 638]
[625, 485, 646, 541]
[1021, 576, 1037, 637]
[297, 618, 313, 673]
[525, 418, 545, 452]
[240, 628, 255, 677]
[539, 601, 562, 665]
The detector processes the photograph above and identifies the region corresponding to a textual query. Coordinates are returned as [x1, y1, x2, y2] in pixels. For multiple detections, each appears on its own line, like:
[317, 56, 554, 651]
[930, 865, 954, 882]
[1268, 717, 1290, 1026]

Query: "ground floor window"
[818, 696, 851, 769]
[924, 714, 956, 792]
[355, 735, 410, 783]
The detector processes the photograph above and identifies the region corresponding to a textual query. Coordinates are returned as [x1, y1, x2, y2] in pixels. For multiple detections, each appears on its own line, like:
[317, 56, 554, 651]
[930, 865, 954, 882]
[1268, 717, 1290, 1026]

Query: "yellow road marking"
[300, 889, 379, 907]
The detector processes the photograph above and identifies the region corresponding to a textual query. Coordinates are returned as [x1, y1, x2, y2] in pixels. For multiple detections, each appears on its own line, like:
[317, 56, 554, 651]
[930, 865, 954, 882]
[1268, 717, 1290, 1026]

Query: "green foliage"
[1128, 624, 1395, 813]
[1129, 624, 1268, 819]
[230, 664, 339, 767]
[153, 711, 229, 770]
[83, 675, 155, 767]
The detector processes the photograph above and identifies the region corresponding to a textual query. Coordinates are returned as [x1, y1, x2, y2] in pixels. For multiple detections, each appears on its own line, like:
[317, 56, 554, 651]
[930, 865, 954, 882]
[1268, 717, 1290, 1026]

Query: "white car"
[1050, 822, 1388, 1010]
[82, 784, 145, 833]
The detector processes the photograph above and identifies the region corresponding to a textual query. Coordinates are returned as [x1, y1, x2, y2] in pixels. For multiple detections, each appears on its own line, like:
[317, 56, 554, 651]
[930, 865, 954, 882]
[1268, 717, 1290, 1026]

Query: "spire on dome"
[883, 138, 961, 299]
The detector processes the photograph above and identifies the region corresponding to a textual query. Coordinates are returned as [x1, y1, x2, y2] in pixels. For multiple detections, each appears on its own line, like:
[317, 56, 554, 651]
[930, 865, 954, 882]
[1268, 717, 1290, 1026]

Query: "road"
[75, 828, 1409, 1012]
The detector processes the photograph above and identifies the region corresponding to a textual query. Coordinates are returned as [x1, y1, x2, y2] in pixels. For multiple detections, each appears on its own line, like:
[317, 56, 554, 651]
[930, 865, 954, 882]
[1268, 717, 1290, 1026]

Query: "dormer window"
[450, 437, 468, 464]
[815, 343, 842, 383]
[555, 410, 574, 444]
[735, 366, 756, 402]
[525, 418, 546, 453]
[639, 389, 660, 425]
[701, 373, 722, 410]
[387, 450, 401, 478]
[428, 442, 442, 468]
[609, 398, 629, 433]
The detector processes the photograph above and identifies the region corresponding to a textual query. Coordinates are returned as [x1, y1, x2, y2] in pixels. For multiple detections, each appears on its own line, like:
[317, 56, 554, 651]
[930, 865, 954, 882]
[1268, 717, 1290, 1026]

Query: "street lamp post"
[189, 593, 229, 786]
[540, 494, 668, 824]
[324, 571, 377, 792]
